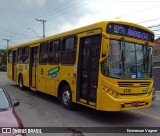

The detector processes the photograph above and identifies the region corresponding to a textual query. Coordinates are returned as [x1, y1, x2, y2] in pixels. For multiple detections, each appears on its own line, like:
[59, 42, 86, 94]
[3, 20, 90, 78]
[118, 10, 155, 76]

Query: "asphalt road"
[0, 72, 160, 136]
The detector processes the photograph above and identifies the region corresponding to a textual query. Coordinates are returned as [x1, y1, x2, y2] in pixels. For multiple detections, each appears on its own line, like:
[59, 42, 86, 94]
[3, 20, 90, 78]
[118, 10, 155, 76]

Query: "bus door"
[30, 47, 38, 88]
[77, 34, 101, 106]
[12, 50, 18, 81]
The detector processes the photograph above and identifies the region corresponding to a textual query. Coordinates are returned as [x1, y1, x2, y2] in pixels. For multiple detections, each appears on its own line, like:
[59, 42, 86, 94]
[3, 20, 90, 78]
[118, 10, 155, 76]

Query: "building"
[153, 38, 160, 91]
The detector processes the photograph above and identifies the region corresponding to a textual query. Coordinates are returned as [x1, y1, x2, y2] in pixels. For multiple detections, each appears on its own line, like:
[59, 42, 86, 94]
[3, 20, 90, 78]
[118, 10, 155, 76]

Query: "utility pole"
[36, 18, 47, 38]
[3, 39, 10, 51]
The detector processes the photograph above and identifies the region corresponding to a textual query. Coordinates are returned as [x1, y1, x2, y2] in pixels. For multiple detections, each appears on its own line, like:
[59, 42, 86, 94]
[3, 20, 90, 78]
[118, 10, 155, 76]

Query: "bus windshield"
[102, 40, 153, 79]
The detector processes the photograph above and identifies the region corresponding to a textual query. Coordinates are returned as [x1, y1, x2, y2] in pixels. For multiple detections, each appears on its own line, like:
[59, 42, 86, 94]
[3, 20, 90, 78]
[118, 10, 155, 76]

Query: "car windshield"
[0, 87, 10, 109]
[102, 40, 153, 79]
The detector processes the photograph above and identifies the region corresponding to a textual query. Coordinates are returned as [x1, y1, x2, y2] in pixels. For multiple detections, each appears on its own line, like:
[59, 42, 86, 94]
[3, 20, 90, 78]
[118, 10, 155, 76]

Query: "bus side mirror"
[99, 38, 109, 63]
[102, 38, 109, 56]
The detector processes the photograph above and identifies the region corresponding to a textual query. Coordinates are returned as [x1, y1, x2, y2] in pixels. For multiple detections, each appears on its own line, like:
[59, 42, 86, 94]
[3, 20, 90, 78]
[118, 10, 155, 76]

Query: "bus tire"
[61, 85, 73, 110]
[18, 75, 24, 90]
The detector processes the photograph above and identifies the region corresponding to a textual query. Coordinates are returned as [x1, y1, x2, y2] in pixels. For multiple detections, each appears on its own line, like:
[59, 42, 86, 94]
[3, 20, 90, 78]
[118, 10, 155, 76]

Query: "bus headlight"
[105, 89, 119, 98]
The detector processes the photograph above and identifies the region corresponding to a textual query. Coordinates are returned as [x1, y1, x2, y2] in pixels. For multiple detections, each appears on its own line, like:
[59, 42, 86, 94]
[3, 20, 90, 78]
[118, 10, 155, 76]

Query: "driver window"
[102, 58, 109, 75]
[109, 40, 120, 61]
[108, 40, 122, 75]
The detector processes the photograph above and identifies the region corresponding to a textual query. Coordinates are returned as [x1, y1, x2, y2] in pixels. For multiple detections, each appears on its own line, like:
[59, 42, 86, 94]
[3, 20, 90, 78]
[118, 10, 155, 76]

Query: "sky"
[1, 0, 160, 48]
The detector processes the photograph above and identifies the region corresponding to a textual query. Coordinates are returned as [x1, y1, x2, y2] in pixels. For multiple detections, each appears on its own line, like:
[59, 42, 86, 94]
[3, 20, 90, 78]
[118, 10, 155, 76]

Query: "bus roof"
[9, 20, 154, 49]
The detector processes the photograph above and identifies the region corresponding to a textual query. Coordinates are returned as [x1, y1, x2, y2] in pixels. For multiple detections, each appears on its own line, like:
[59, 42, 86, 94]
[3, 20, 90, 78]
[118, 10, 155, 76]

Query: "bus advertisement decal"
[51, 73, 57, 78]
[48, 66, 60, 78]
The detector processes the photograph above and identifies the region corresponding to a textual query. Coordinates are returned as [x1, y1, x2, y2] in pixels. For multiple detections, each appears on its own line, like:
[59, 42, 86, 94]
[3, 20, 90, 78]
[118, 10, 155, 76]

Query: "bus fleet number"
[124, 89, 131, 93]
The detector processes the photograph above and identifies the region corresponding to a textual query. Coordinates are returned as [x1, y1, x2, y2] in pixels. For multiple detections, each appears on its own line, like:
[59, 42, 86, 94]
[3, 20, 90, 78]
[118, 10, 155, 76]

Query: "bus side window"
[61, 35, 77, 64]
[23, 47, 29, 64]
[49, 39, 60, 64]
[8, 50, 13, 63]
[39, 42, 49, 64]
[18, 48, 23, 63]
[17, 47, 29, 64]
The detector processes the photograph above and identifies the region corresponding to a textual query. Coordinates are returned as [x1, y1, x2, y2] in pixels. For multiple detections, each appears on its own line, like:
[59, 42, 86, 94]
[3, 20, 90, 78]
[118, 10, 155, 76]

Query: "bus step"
[30, 87, 37, 91]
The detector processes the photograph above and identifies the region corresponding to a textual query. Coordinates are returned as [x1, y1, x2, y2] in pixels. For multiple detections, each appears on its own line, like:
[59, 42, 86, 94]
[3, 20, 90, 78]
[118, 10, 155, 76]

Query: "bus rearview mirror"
[102, 38, 109, 55]
[99, 38, 109, 63]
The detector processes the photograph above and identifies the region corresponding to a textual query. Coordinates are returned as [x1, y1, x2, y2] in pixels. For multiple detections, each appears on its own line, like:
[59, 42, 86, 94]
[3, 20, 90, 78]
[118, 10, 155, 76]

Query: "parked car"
[152, 88, 156, 101]
[0, 65, 6, 72]
[0, 84, 25, 136]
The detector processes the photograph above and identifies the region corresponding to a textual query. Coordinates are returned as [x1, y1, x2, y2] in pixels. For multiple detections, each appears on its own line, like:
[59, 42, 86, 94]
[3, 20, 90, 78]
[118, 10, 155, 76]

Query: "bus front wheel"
[18, 75, 24, 90]
[61, 85, 73, 110]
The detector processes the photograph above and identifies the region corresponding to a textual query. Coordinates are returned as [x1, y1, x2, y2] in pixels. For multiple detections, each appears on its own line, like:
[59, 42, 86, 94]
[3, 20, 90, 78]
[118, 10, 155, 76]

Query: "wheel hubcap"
[63, 89, 70, 105]
[19, 78, 22, 87]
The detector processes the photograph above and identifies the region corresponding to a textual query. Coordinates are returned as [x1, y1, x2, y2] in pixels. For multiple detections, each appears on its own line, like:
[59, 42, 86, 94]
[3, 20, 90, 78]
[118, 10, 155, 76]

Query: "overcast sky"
[1, 0, 160, 48]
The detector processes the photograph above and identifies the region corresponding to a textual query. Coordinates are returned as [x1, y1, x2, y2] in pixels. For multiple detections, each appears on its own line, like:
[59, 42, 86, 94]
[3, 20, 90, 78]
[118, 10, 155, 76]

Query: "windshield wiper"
[120, 40, 125, 74]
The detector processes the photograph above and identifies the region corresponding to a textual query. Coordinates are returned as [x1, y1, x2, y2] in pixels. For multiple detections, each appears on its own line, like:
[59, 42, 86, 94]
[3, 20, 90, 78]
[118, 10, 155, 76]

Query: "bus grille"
[120, 93, 147, 97]
[117, 82, 150, 87]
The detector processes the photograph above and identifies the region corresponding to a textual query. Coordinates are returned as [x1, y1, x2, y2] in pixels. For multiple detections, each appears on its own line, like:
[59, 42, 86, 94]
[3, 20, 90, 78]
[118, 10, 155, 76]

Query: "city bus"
[7, 21, 155, 111]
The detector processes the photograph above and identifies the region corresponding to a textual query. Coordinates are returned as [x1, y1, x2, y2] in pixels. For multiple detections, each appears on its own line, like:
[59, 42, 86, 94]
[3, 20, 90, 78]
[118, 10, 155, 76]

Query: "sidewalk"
[155, 91, 160, 101]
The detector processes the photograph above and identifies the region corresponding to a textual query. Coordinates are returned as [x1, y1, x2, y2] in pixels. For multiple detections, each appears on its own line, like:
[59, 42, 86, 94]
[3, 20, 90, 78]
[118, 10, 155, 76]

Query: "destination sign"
[106, 23, 154, 42]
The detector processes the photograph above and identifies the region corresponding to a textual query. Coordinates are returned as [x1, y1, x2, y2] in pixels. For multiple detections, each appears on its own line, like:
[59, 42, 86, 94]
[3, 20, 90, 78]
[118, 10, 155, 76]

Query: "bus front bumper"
[97, 92, 152, 111]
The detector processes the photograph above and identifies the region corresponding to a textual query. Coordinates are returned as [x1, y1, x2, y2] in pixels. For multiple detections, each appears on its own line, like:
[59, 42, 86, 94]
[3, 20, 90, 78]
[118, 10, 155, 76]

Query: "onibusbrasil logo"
[2, 128, 42, 134]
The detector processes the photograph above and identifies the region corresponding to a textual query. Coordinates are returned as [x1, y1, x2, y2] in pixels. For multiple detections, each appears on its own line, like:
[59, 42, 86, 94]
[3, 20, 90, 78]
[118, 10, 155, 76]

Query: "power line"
[0, 34, 38, 39]
[33, 1, 86, 30]
[70, 0, 160, 1]
[114, 4, 160, 20]
[28, 27, 41, 38]
[138, 17, 160, 24]
[147, 24, 160, 28]
[14, 0, 82, 36]
[3, 0, 92, 39]
[37, 0, 80, 20]
[43, 0, 160, 29]
[42, 1, 83, 20]
[42, 0, 95, 23]
[151, 29, 160, 32]
[13, 0, 159, 38]
[69, 0, 160, 2]
[5, 0, 160, 42]
[0, 29, 38, 38]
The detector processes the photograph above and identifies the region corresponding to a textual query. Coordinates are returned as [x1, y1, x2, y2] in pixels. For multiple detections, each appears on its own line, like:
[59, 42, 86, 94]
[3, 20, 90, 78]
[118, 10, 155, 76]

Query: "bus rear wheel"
[18, 75, 24, 90]
[61, 85, 73, 110]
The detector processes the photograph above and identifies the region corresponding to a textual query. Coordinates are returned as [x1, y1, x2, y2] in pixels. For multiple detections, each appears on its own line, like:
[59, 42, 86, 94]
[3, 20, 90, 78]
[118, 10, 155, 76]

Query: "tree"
[0, 49, 7, 66]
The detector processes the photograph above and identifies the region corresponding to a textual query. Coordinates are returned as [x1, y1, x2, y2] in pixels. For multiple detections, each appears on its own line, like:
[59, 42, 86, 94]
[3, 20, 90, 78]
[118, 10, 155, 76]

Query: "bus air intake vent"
[117, 82, 150, 87]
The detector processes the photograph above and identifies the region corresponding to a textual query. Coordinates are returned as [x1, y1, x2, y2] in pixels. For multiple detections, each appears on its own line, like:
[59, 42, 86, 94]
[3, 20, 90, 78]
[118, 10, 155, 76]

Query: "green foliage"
[0, 49, 7, 66]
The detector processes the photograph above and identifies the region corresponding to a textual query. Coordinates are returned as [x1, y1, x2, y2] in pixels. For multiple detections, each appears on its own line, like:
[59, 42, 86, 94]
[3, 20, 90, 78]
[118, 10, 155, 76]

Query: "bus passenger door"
[77, 34, 101, 106]
[30, 47, 38, 88]
[12, 50, 17, 81]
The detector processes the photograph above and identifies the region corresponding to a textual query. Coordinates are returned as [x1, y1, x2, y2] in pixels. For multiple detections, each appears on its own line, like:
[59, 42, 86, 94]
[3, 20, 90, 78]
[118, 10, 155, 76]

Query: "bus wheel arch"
[58, 81, 73, 109]
[18, 73, 24, 90]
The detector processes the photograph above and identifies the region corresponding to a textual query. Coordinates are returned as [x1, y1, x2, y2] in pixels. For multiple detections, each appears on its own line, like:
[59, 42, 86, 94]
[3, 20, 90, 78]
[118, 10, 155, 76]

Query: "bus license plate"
[132, 101, 140, 107]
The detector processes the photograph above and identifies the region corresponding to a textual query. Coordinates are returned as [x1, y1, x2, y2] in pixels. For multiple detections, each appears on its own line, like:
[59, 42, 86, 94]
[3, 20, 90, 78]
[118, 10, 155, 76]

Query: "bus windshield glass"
[102, 40, 153, 79]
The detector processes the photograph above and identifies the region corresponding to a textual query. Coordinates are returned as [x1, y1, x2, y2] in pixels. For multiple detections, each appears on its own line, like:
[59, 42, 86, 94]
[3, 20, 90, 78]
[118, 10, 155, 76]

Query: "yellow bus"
[7, 21, 155, 111]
